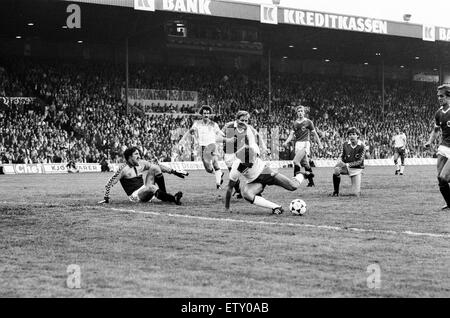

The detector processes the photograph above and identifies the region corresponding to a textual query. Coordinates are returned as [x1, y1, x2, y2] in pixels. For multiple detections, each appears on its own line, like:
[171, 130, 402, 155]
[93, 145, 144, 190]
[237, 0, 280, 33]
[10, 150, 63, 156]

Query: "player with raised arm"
[392, 126, 407, 175]
[282, 105, 323, 187]
[222, 110, 270, 199]
[98, 147, 185, 205]
[331, 127, 365, 197]
[424, 84, 450, 211]
[224, 145, 307, 215]
[179, 105, 229, 189]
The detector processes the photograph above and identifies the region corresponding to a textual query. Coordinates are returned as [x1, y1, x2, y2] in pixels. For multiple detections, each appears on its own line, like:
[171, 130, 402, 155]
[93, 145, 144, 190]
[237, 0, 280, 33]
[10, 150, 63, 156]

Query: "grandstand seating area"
[0, 57, 438, 164]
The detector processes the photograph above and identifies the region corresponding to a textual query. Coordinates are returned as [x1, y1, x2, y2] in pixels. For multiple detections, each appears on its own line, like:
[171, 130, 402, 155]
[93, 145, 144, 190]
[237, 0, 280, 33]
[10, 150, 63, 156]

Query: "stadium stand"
[0, 57, 440, 164]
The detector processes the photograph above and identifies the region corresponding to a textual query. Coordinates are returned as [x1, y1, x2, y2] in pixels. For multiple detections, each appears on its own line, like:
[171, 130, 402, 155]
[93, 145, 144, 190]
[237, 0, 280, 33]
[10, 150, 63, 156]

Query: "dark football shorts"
[394, 147, 405, 156]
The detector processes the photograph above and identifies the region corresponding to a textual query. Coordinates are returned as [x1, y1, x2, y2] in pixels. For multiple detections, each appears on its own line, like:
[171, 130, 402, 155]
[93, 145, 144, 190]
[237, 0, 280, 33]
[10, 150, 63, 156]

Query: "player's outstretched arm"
[224, 180, 236, 213]
[179, 126, 196, 144]
[99, 164, 124, 203]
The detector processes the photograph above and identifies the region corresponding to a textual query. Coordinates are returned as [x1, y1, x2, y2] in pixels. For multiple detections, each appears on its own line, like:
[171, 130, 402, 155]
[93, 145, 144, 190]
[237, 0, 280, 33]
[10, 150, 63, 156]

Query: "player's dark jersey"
[120, 176, 144, 196]
[293, 119, 315, 142]
[342, 140, 365, 169]
[434, 106, 450, 147]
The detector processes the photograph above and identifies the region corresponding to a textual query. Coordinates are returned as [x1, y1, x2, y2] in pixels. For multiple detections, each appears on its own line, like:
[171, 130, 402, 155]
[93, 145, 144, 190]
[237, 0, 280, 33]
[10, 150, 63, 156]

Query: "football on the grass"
[289, 199, 307, 215]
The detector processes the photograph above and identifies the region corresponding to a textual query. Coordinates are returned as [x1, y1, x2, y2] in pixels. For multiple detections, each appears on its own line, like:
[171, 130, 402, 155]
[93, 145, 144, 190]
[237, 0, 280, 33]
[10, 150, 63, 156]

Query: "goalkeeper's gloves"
[171, 169, 189, 178]
[98, 197, 110, 204]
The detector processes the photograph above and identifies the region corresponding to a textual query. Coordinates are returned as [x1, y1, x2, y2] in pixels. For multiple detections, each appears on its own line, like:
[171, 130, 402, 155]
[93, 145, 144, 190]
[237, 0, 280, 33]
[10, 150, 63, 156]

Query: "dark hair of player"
[438, 84, 450, 97]
[123, 147, 140, 161]
[347, 127, 360, 136]
[199, 105, 213, 115]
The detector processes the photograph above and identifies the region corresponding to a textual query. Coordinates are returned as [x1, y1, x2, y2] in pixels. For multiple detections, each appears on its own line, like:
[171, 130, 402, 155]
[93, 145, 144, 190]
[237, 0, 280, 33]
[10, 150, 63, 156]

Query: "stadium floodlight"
[16, 35, 22, 39]
[312, 47, 317, 50]
[27, 22, 34, 26]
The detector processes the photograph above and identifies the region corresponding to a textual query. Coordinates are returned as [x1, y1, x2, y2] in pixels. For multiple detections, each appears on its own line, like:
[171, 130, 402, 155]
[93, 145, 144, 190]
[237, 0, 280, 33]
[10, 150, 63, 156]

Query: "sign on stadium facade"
[64, 0, 450, 42]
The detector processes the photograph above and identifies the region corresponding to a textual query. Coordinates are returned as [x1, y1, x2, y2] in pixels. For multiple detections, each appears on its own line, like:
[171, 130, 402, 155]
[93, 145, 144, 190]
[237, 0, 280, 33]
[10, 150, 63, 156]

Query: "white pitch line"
[103, 207, 450, 239]
[1, 201, 448, 239]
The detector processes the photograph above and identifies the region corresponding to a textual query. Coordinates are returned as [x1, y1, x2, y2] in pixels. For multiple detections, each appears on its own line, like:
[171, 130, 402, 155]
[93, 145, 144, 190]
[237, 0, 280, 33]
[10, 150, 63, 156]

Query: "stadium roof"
[1, 0, 449, 70]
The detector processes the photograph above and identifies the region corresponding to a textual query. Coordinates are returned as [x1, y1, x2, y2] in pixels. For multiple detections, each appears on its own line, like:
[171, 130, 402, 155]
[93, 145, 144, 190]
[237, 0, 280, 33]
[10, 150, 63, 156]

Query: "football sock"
[333, 174, 341, 194]
[400, 165, 405, 174]
[234, 179, 241, 194]
[154, 173, 167, 193]
[155, 189, 176, 203]
[214, 169, 223, 185]
[253, 195, 280, 209]
[294, 164, 301, 176]
[438, 181, 450, 207]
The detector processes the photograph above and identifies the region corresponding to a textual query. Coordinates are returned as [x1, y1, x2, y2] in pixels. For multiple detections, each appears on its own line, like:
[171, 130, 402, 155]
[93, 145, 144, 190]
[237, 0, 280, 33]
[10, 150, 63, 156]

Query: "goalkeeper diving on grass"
[98, 147, 188, 205]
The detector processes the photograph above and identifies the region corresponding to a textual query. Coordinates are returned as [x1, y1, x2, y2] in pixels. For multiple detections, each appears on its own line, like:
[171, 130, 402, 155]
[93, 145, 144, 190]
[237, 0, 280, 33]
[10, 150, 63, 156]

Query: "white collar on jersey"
[347, 140, 363, 146]
[440, 105, 450, 114]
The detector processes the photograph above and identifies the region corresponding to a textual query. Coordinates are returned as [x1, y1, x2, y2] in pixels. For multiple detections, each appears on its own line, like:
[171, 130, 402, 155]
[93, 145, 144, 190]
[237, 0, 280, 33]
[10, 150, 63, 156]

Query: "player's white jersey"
[392, 133, 407, 148]
[229, 156, 266, 183]
[192, 120, 221, 146]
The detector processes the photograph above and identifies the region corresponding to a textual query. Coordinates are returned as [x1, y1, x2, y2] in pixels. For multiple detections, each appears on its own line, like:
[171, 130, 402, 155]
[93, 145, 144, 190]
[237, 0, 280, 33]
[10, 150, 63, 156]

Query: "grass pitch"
[0, 165, 449, 297]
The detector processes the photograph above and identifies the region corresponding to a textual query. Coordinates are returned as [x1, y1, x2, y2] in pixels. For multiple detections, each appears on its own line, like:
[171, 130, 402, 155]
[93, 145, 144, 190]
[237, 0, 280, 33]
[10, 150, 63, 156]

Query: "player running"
[425, 84, 450, 210]
[222, 110, 270, 199]
[224, 145, 308, 215]
[98, 147, 186, 205]
[331, 127, 365, 197]
[179, 105, 229, 189]
[392, 126, 407, 175]
[282, 105, 323, 187]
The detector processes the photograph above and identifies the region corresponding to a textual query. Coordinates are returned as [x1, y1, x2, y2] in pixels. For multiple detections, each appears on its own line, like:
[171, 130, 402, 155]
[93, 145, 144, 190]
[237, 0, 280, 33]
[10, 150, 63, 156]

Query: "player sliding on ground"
[98, 147, 187, 205]
[224, 145, 310, 215]
[221, 110, 270, 199]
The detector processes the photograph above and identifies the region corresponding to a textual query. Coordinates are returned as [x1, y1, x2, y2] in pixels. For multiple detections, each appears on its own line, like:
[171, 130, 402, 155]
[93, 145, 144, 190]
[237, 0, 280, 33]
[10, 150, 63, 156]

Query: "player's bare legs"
[350, 174, 362, 197]
[140, 164, 182, 204]
[332, 162, 346, 196]
[241, 182, 282, 214]
[202, 143, 224, 189]
[436, 155, 450, 209]
[293, 148, 314, 186]
[393, 151, 400, 174]
[292, 148, 306, 175]
[272, 172, 304, 191]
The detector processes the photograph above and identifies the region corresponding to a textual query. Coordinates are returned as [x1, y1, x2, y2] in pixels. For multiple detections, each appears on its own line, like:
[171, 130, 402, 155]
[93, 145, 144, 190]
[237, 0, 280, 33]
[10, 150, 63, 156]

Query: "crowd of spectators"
[0, 57, 441, 165]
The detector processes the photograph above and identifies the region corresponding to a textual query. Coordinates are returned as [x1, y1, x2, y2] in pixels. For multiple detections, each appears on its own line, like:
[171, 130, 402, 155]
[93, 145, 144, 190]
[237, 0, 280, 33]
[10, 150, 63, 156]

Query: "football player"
[331, 127, 365, 197]
[425, 84, 450, 210]
[98, 147, 186, 205]
[224, 145, 308, 215]
[282, 105, 323, 187]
